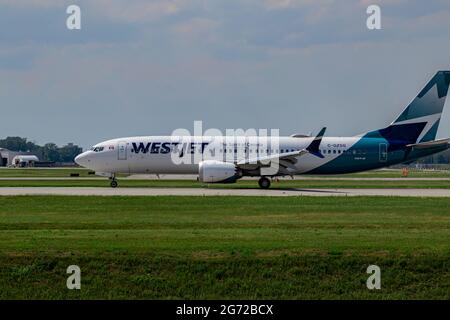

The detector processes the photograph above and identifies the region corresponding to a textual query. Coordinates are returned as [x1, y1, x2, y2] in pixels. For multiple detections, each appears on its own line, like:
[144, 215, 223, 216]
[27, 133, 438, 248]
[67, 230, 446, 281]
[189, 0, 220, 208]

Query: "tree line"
[414, 149, 450, 164]
[0, 136, 82, 163]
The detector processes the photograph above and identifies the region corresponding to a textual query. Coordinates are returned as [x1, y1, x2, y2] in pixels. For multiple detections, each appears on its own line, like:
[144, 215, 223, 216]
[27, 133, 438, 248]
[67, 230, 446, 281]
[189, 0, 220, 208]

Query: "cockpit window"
[91, 146, 105, 152]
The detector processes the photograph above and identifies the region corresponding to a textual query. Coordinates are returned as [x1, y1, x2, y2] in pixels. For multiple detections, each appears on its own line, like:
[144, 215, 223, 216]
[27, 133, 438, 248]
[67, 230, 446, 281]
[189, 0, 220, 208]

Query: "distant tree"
[58, 143, 83, 162]
[1, 136, 84, 163]
[0, 137, 29, 152]
[413, 149, 450, 164]
[42, 143, 60, 162]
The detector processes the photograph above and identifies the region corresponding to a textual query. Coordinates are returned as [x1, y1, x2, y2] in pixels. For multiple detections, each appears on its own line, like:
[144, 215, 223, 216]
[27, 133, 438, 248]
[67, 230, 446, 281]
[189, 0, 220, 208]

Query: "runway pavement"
[1, 176, 450, 181]
[1, 187, 450, 197]
[124, 174, 450, 181]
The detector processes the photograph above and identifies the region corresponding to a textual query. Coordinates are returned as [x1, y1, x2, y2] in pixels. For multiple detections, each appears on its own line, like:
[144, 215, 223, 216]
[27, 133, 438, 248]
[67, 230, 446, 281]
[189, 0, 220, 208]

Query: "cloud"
[0, 0, 64, 8]
[86, 0, 184, 23]
[2, 0, 450, 147]
[0, 45, 38, 70]
[0, 2, 139, 65]
[171, 17, 219, 43]
[359, 0, 408, 6]
[264, 0, 334, 10]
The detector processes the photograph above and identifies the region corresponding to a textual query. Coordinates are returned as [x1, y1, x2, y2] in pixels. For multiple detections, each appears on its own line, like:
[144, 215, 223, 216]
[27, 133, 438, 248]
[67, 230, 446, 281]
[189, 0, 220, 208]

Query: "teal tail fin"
[366, 71, 450, 145]
[391, 71, 450, 143]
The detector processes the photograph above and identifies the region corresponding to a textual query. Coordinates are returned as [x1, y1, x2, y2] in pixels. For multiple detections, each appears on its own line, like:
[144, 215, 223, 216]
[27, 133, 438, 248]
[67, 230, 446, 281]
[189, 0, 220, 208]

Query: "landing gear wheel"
[258, 177, 271, 189]
[110, 180, 118, 188]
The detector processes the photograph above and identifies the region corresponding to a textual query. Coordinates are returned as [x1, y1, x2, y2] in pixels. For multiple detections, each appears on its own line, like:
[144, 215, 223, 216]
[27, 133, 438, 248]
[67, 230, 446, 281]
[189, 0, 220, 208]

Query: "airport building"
[0, 148, 40, 167]
[11, 155, 40, 167]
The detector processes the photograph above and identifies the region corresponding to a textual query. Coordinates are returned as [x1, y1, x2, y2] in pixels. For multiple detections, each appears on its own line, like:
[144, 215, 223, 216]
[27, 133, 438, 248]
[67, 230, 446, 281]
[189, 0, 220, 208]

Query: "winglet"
[306, 127, 326, 158]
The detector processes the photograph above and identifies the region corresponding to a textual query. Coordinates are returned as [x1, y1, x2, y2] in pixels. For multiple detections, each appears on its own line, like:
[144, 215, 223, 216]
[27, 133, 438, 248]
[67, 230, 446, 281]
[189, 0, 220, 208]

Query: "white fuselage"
[75, 135, 361, 176]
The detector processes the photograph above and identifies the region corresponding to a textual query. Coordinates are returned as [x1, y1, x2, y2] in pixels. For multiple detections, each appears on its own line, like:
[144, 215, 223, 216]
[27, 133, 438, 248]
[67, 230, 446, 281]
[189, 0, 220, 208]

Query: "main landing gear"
[110, 175, 118, 188]
[258, 177, 271, 189]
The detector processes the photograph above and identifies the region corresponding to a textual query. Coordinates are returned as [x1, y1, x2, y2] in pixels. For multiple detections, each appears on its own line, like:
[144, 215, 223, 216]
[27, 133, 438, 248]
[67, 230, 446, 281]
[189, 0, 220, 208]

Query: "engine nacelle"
[198, 160, 239, 183]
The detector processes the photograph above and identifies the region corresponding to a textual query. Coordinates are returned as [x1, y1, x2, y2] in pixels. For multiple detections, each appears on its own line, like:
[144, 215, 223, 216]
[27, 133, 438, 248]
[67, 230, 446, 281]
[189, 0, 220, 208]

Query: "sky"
[2, 0, 450, 150]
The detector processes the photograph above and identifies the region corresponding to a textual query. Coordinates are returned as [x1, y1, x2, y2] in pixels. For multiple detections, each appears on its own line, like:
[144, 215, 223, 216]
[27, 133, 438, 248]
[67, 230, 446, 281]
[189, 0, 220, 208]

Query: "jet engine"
[198, 160, 240, 183]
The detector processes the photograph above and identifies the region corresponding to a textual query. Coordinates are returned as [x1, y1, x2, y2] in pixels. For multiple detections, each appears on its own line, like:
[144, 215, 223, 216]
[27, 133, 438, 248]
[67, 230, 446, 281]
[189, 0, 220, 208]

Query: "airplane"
[75, 71, 450, 189]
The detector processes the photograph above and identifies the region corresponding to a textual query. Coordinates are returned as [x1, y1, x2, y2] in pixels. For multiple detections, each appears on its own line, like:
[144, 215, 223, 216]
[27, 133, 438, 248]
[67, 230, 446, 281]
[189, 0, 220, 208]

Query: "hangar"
[0, 148, 40, 167]
[11, 155, 40, 167]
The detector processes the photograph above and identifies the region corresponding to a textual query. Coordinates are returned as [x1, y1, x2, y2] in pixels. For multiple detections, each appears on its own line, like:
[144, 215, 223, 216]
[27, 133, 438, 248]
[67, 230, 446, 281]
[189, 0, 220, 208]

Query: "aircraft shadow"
[207, 186, 347, 194]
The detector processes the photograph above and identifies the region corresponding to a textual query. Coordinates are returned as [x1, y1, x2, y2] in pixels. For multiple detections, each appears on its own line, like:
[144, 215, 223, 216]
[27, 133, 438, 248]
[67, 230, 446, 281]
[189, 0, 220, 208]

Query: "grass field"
[0, 168, 95, 177]
[0, 196, 448, 299]
[1, 167, 450, 178]
[0, 178, 450, 189]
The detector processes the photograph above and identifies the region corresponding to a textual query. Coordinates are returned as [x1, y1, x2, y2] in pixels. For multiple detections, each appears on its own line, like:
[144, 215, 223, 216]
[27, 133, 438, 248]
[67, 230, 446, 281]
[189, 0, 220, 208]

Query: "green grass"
[0, 196, 448, 299]
[0, 168, 95, 177]
[1, 167, 450, 178]
[0, 178, 450, 189]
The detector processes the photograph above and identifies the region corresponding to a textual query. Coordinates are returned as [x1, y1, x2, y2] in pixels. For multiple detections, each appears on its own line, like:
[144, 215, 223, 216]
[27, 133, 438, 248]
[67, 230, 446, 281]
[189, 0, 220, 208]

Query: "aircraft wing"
[236, 149, 309, 168]
[406, 138, 450, 150]
[236, 127, 326, 172]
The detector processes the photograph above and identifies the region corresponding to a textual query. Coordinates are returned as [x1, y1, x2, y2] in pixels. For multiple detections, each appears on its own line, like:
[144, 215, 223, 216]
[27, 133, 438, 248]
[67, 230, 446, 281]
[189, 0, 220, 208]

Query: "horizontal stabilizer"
[407, 137, 450, 150]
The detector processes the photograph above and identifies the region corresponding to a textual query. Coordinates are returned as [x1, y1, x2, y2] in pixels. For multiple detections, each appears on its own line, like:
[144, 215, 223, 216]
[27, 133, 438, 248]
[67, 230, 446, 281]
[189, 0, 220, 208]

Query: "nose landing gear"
[258, 177, 271, 189]
[109, 174, 118, 188]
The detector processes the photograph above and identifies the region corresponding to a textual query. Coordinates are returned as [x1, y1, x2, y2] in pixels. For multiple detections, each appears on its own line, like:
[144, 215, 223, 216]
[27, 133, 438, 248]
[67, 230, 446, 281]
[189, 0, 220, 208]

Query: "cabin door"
[118, 141, 127, 160]
[379, 143, 387, 162]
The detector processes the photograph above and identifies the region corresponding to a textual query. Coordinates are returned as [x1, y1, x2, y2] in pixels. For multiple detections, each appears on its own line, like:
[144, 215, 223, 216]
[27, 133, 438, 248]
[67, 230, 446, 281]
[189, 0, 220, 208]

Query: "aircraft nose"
[75, 152, 90, 167]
